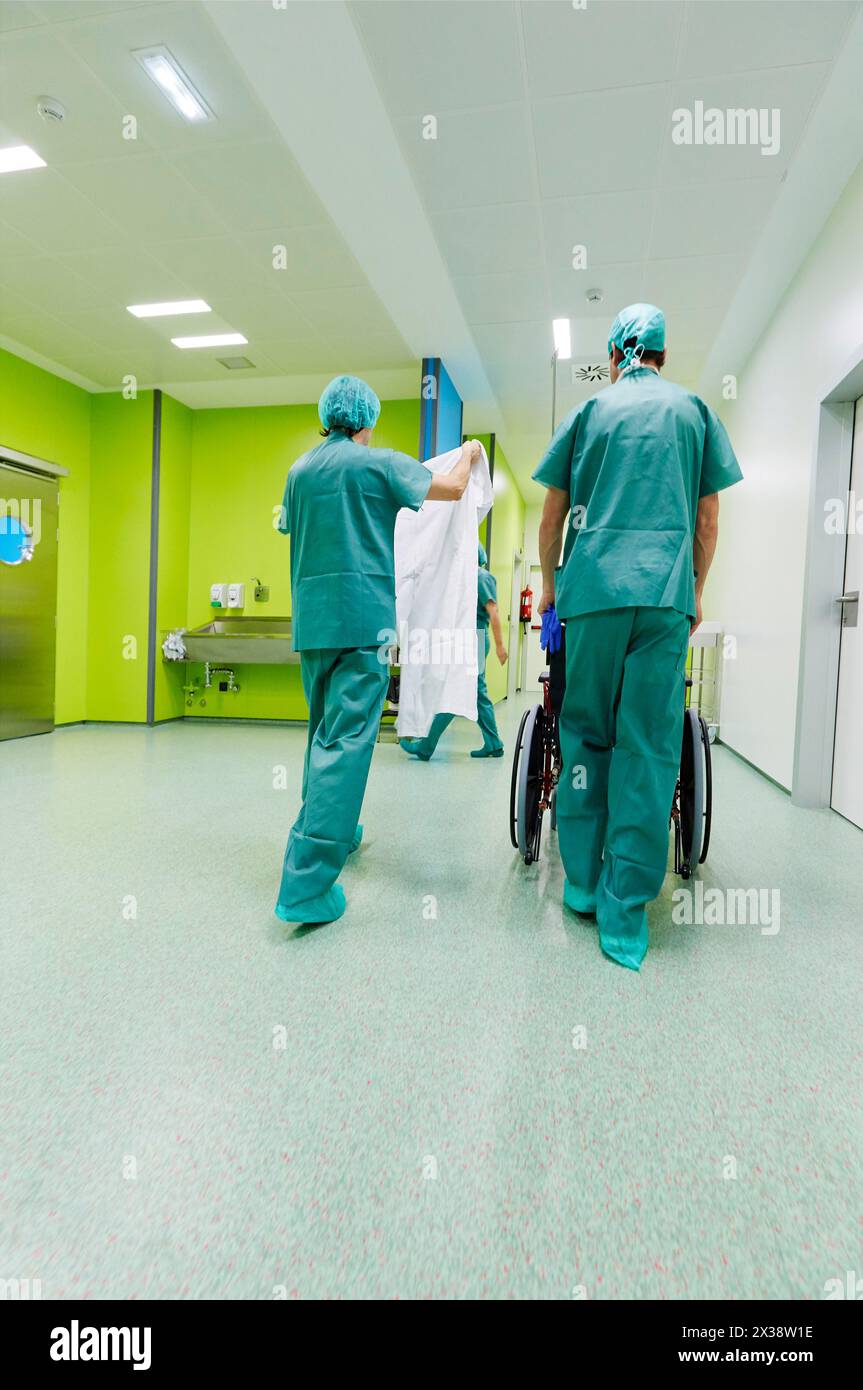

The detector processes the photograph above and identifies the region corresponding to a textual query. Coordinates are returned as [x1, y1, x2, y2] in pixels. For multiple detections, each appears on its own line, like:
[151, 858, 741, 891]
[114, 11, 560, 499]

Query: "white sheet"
[394, 445, 494, 738]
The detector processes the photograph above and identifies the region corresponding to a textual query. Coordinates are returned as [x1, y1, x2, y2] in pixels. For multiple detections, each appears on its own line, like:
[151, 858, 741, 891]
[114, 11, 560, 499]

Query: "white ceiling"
[0, 0, 861, 495]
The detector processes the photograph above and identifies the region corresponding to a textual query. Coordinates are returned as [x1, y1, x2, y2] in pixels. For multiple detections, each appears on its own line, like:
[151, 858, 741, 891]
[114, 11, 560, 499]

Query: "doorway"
[830, 396, 862, 828]
[507, 548, 523, 700]
[0, 462, 59, 740]
[794, 349, 863, 819]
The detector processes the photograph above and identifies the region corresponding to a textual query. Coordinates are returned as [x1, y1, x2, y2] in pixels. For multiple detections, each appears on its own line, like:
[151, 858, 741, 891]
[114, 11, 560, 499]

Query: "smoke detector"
[37, 97, 66, 123]
[585, 287, 603, 305]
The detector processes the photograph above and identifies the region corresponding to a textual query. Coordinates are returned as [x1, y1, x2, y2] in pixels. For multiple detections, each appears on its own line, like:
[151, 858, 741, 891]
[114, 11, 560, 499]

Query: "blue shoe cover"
[563, 880, 597, 915]
[275, 884, 346, 925]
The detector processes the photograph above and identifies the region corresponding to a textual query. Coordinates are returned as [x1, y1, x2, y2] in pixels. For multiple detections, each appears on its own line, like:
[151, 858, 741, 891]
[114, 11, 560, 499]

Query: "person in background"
[533, 303, 742, 971]
[276, 374, 482, 924]
[399, 542, 507, 761]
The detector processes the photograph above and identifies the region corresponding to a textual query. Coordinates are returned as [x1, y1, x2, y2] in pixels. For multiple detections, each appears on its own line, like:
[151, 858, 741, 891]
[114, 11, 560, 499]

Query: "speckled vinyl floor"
[1, 701, 861, 1301]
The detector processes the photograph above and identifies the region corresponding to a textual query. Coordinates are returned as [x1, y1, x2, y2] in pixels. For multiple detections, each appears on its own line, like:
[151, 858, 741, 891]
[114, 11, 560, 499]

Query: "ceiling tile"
[678, 0, 857, 78]
[0, 167, 127, 251]
[430, 202, 543, 276]
[532, 85, 671, 198]
[542, 190, 655, 275]
[659, 64, 830, 186]
[471, 319, 552, 367]
[643, 253, 742, 311]
[49, 245, 191, 305]
[522, 0, 684, 97]
[290, 284, 404, 338]
[453, 269, 547, 326]
[168, 141, 328, 232]
[647, 179, 779, 258]
[0, 2, 45, 34]
[394, 103, 535, 210]
[235, 225, 365, 293]
[252, 339, 361, 376]
[350, 0, 522, 116]
[145, 236, 275, 302]
[59, 155, 233, 240]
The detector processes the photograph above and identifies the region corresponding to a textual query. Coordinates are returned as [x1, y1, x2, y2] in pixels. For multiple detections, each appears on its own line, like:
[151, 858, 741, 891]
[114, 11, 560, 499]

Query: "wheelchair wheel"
[509, 703, 545, 863]
[678, 707, 708, 876]
[698, 714, 712, 864]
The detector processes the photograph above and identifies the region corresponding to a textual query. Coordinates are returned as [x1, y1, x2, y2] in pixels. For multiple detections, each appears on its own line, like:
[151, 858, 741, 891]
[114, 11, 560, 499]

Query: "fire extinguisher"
[519, 586, 533, 624]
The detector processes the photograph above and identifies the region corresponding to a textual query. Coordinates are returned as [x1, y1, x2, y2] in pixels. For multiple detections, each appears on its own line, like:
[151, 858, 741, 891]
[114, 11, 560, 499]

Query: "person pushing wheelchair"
[533, 304, 742, 970]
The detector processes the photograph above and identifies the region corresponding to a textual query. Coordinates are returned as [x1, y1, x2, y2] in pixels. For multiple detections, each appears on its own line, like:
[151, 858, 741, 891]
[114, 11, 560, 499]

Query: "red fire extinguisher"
[519, 586, 533, 624]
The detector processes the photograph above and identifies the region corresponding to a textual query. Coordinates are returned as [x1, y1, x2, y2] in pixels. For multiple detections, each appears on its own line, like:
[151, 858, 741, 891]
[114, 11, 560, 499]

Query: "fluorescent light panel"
[127, 299, 211, 318]
[133, 46, 213, 123]
[172, 333, 248, 350]
[552, 318, 572, 360]
[0, 145, 46, 173]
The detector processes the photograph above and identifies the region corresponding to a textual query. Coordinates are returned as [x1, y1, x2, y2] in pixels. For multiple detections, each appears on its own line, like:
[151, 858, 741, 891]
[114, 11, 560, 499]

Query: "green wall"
[478, 436, 526, 705]
[86, 392, 154, 723]
[0, 348, 92, 724]
[182, 397, 422, 721]
[1, 340, 530, 729]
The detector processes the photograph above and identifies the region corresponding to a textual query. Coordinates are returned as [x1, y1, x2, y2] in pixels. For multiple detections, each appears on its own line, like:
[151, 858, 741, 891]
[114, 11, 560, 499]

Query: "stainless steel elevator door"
[0, 464, 59, 740]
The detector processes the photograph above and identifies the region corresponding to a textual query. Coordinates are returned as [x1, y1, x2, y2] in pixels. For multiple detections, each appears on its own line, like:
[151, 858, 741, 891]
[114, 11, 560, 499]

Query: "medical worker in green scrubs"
[399, 542, 507, 761]
[276, 375, 480, 925]
[533, 304, 742, 970]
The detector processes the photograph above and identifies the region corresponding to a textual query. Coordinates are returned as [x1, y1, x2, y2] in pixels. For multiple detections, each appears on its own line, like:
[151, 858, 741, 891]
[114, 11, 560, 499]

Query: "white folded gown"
[394, 445, 494, 738]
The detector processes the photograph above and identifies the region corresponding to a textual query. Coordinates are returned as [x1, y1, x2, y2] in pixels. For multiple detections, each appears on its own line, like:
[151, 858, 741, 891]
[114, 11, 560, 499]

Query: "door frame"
[508, 547, 523, 699]
[793, 341, 863, 807]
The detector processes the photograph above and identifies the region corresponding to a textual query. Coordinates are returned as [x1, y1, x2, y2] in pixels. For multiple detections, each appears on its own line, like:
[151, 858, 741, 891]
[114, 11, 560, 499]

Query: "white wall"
[708, 155, 863, 790]
[524, 503, 543, 569]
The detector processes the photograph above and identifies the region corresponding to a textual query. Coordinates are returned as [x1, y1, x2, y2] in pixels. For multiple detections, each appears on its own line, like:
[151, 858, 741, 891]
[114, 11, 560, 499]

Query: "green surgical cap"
[318, 375, 381, 433]
[607, 303, 666, 373]
[478, 542, 488, 567]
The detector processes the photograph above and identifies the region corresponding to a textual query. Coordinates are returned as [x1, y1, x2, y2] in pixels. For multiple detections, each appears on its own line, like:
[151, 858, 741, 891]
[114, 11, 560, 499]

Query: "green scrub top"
[477, 567, 497, 628]
[279, 429, 431, 651]
[532, 367, 742, 621]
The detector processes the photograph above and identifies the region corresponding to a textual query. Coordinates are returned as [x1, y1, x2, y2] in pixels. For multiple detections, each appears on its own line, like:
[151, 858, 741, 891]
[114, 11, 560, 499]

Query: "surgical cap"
[607, 303, 666, 373]
[318, 375, 381, 433]
[478, 542, 488, 567]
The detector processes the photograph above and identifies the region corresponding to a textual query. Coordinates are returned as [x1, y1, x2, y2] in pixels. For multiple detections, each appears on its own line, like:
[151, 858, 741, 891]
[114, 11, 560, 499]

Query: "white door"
[507, 550, 523, 699]
[524, 563, 544, 692]
[831, 396, 863, 828]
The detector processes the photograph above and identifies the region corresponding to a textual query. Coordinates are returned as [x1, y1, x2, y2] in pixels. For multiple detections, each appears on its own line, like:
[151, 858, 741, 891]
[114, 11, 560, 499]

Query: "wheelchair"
[510, 628, 712, 878]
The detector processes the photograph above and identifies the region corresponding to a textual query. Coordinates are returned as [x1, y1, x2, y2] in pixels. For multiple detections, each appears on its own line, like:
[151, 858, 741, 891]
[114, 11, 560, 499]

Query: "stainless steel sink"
[180, 616, 299, 665]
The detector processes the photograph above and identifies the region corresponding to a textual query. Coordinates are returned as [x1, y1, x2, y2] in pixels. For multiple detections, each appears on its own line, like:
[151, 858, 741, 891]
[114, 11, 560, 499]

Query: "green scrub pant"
[277, 646, 388, 915]
[408, 629, 503, 757]
[557, 607, 690, 970]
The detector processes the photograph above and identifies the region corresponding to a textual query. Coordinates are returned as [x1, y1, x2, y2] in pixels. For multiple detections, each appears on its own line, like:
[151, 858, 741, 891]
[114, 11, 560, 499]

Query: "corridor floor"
[1, 701, 860, 1299]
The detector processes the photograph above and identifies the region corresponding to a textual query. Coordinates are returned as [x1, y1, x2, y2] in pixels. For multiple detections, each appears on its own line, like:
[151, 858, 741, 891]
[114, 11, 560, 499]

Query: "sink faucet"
[204, 663, 240, 692]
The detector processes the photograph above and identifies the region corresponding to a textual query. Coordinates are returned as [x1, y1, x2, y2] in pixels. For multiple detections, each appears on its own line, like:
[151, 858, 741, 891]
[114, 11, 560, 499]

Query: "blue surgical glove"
[540, 604, 562, 655]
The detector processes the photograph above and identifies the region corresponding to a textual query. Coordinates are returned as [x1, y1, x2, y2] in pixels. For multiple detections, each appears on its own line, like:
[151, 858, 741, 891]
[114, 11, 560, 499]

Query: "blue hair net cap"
[607, 303, 666, 371]
[318, 375, 381, 433]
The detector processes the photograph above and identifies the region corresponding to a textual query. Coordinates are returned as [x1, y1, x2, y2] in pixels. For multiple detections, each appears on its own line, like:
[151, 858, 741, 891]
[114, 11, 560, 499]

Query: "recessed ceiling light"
[172, 333, 248, 350]
[552, 318, 572, 360]
[127, 299, 211, 318]
[133, 45, 213, 123]
[0, 145, 46, 174]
